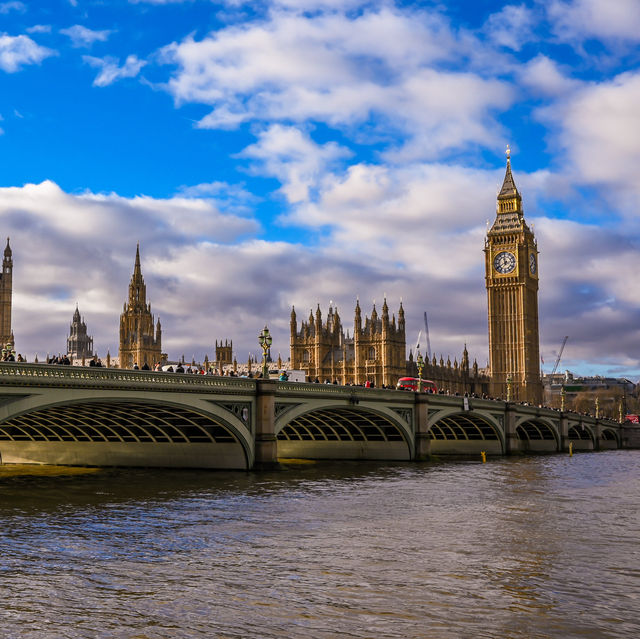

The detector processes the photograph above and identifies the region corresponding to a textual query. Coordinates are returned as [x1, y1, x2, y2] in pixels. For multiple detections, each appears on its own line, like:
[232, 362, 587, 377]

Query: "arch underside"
[429, 413, 502, 455]
[599, 428, 618, 449]
[277, 407, 410, 460]
[567, 424, 618, 450]
[0, 401, 247, 469]
[515, 419, 558, 452]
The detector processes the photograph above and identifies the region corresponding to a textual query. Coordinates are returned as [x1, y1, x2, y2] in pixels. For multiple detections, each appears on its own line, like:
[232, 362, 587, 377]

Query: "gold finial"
[506, 144, 511, 160]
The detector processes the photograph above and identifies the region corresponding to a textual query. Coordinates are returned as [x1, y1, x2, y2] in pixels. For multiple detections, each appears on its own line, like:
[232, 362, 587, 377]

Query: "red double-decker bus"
[396, 377, 438, 393]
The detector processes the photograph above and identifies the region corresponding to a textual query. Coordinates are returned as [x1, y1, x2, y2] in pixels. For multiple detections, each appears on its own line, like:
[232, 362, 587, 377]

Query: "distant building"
[215, 339, 233, 371]
[67, 305, 95, 362]
[118, 244, 163, 369]
[0, 238, 13, 349]
[543, 370, 635, 410]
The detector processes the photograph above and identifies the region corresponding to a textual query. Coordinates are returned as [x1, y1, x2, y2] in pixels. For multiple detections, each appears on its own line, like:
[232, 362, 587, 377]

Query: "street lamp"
[560, 385, 566, 412]
[258, 325, 273, 379]
[416, 352, 424, 393]
[595, 396, 600, 419]
[506, 375, 512, 402]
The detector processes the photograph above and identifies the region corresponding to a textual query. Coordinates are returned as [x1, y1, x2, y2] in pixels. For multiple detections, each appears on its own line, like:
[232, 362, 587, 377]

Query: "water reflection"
[1, 452, 639, 638]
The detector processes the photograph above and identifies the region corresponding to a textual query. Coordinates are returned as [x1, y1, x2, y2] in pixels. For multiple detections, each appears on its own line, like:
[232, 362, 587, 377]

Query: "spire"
[127, 243, 147, 309]
[4, 237, 11, 258]
[490, 146, 526, 232]
[498, 152, 519, 200]
[133, 242, 142, 278]
[73, 303, 81, 322]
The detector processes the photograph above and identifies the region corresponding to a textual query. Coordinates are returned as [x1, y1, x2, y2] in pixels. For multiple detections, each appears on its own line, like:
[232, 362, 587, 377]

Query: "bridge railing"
[0, 362, 256, 392]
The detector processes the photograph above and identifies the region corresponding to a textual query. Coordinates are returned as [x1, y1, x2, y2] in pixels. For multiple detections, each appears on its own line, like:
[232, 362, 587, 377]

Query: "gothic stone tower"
[0, 238, 13, 348]
[67, 305, 95, 361]
[485, 149, 542, 404]
[119, 244, 162, 369]
[215, 339, 233, 370]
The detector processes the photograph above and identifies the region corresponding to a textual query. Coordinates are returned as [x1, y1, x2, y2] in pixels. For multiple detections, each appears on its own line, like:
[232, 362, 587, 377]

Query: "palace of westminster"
[0, 154, 547, 405]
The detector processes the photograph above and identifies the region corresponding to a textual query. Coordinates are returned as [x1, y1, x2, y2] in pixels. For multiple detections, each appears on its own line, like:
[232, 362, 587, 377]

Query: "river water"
[1, 451, 639, 638]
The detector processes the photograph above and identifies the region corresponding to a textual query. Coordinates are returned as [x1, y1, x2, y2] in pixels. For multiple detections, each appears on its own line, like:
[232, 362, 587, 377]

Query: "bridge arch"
[428, 411, 504, 455]
[0, 395, 253, 469]
[275, 403, 413, 460]
[599, 427, 620, 449]
[567, 422, 595, 451]
[513, 416, 560, 453]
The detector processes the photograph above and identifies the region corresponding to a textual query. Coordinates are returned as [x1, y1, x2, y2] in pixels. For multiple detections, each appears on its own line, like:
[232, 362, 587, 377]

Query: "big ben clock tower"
[485, 147, 542, 405]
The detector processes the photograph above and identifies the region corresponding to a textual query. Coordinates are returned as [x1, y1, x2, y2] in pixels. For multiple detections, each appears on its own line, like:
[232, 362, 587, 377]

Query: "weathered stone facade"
[118, 245, 163, 369]
[406, 348, 491, 396]
[290, 299, 406, 387]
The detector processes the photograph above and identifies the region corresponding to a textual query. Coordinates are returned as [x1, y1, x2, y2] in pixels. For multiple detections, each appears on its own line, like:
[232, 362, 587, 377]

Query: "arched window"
[368, 347, 376, 360]
[302, 350, 310, 363]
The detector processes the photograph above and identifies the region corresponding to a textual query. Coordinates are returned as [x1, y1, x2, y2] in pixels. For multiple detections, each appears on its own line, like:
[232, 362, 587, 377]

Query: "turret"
[354, 299, 362, 335]
[461, 344, 469, 372]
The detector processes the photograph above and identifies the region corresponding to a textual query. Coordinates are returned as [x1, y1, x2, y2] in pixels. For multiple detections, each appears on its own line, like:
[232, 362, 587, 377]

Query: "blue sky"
[1, 0, 640, 377]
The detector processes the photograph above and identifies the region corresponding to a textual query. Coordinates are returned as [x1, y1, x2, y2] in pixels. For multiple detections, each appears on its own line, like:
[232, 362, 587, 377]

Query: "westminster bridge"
[0, 362, 637, 469]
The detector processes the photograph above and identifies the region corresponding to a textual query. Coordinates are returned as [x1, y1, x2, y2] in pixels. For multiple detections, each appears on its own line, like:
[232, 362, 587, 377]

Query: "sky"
[0, 0, 639, 378]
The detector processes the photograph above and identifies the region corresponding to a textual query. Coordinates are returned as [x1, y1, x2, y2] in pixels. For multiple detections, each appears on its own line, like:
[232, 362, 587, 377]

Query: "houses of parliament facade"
[3, 152, 543, 404]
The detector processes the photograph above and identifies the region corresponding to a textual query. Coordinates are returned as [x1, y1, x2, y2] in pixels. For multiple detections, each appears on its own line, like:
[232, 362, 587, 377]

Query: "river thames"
[1, 451, 639, 638]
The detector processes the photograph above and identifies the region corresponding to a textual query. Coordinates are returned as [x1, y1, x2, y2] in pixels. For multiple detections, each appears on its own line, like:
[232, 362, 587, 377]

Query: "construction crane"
[550, 336, 569, 376]
[424, 312, 432, 361]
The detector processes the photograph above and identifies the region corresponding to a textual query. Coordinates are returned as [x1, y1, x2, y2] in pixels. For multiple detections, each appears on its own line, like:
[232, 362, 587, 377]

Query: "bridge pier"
[504, 405, 518, 455]
[414, 394, 431, 461]
[254, 379, 279, 470]
[559, 414, 569, 452]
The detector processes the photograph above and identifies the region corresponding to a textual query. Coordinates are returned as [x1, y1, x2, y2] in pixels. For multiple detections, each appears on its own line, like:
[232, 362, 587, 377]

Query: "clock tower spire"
[485, 147, 542, 405]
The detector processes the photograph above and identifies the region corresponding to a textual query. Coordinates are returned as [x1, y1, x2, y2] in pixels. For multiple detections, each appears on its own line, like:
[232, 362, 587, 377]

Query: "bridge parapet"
[0, 362, 256, 393]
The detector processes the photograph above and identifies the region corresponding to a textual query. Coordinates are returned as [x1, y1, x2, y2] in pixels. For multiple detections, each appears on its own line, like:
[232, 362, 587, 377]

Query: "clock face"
[493, 251, 516, 274]
[529, 252, 537, 274]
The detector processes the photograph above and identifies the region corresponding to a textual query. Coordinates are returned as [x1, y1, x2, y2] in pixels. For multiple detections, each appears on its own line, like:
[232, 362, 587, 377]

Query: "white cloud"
[83, 54, 146, 87]
[548, 0, 640, 43]
[239, 125, 350, 203]
[520, 54, 581, 96]
[484, 4, 537, 51]
[60, 25, 112, 48]
[0, 33, 55, 72]
[539, 70, 640, 208]
[0, 1, 25, 14]
[26, 25, 52, 34]
[160, 7, 512, 158]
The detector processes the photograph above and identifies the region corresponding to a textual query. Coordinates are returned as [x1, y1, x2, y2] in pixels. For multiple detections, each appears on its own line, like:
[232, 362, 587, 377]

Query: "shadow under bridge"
[429, 411, 504, 455]
[0, 399, 251, 469]
[275, 405, 414, 460]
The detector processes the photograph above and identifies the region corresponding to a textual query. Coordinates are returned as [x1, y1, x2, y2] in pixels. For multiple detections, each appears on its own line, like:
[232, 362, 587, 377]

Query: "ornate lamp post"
[506, 375, 512, 403]
[619, 398, 624, 423]
[258, 325, 273, 379]
[560, 385, 566, 412]
[595, 397, 600, 419]
[416, 352, 424, 393]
